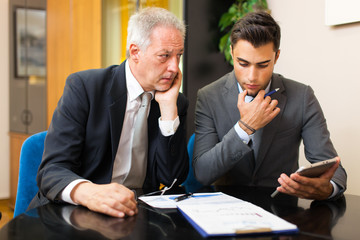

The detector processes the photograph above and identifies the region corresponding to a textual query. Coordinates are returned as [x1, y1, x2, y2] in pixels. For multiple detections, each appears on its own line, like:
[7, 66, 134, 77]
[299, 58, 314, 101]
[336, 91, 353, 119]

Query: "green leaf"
[249, 0, 258, 5]
[219, 13, 235, 31]
[219, 32, 230, 52]
[228, 5, 238, 14]
[242, 2, 248, 11]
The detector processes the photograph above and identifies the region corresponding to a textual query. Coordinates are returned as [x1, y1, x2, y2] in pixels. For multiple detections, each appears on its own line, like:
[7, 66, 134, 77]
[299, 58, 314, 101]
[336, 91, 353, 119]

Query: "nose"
[248, 66, 258, 82]
[167, 56, 179, 73]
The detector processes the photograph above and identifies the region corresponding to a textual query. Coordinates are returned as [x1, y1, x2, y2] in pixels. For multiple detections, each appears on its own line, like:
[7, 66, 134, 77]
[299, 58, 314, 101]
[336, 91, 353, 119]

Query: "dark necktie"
[250, 128, 263, 163]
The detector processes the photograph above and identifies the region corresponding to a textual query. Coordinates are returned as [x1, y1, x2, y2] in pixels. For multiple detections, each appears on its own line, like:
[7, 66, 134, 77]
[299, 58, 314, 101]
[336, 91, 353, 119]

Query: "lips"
[160, 78, 173, 83]
[161, 74, 175, 81]
[246, 84, 259, 90]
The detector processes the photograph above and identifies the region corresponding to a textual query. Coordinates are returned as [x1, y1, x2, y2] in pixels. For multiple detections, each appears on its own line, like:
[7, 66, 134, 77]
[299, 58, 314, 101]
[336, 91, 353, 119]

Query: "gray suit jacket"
[193, 71, 346, 198]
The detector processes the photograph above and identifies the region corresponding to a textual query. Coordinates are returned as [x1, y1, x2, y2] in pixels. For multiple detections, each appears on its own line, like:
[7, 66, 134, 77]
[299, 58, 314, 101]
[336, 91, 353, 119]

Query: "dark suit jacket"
[193, 71, 346, 198]
[29, 61, 189, 209]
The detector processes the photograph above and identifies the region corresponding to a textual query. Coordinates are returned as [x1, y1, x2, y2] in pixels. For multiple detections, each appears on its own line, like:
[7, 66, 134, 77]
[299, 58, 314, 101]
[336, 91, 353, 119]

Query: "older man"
[29, 7, 189, 217]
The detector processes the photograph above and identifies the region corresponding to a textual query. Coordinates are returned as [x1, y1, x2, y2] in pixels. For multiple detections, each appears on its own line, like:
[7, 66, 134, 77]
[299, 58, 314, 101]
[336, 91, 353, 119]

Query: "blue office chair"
[14, 131, 47, 217]
[181, 133, 204, 192]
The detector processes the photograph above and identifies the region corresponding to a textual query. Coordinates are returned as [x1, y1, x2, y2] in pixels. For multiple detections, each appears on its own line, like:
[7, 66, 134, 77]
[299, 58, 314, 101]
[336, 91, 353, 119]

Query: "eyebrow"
[158, 48, 184, 53]
[236, 57, 271, 65]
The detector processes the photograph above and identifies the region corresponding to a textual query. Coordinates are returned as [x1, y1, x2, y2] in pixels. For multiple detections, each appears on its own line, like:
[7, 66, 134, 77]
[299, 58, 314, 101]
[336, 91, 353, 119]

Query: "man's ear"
[274, 49, 280, 64]
[129, 44, 140, 63]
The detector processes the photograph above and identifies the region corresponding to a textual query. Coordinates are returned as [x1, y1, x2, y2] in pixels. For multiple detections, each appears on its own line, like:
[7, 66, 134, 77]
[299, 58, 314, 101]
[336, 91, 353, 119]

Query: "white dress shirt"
[61, 61, 180, 204]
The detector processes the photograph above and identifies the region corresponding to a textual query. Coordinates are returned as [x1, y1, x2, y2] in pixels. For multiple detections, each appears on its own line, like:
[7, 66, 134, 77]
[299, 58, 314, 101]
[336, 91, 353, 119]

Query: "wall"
[268, 0, 360, 195]
[0, 0, 10, 199]
[183, 0, 233, 139]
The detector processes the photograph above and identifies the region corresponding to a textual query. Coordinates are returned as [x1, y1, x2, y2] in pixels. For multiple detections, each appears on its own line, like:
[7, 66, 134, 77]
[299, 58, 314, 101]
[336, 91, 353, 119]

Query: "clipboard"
[176, 193, 299, 237]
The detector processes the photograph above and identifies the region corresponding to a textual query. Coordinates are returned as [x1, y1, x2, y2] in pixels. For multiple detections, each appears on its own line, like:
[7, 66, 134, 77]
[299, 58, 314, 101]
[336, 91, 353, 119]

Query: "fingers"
[277, 172, 334, 200]
[100, 184, 138, 217]
[253, 90, 266, 101]
[73, 182, 138, 218]
[174, 70, 182, 87]
[320, 157, 340, 179]
[94, 194, 137, 218]
[265, 99, 280, 119]
[238, 91, 280, 131]
[166, 70, 182, 93]
[237, 90, 247, 105]
[268, 98, 279, 109]
[276, 174, 303, 197]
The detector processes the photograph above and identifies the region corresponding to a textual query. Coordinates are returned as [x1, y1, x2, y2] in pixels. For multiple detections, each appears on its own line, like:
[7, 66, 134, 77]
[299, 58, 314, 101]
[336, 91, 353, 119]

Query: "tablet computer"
[296, 157, 337, 178]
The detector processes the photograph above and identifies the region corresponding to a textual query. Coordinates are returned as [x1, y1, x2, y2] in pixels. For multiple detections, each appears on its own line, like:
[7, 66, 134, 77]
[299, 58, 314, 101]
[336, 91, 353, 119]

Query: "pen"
[264, 88, 280, 97]
[174, 193, 193, 202]
[132, 190, 138, 201]
[271, 189, 279, 198]
[250, 88, 280, 102]
[271, 166, 304, 198]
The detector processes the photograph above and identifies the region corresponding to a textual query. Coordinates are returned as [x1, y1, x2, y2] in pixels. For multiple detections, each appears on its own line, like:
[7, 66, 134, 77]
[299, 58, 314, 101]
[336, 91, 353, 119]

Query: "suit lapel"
[223, 71, 241, 126]
[253, 74, 287, 174]
[108, 61, 127, 160]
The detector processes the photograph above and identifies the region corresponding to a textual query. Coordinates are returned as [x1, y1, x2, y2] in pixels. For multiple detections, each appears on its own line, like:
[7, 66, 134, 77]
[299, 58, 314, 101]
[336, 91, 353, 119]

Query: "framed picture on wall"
[14, 7, 46, 78]
[325, 0, 360, 25]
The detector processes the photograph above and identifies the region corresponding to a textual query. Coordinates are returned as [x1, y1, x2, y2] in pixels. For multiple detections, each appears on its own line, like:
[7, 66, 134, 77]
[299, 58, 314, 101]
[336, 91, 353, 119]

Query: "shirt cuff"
[234, 122, 251, 144]
[328, 180, 340, 199]
[60, 179, 91, 205]
[158, 116, 180, 136]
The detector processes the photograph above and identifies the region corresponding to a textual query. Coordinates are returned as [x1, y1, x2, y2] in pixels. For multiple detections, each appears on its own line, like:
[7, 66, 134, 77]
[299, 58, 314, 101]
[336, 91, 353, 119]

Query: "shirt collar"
[125, 60, 154, 102]
[237, 80, 272, 103]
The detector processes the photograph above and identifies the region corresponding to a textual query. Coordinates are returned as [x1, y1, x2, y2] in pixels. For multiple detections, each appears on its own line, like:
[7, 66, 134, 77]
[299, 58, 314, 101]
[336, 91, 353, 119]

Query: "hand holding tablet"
[271, 157, 338, 198]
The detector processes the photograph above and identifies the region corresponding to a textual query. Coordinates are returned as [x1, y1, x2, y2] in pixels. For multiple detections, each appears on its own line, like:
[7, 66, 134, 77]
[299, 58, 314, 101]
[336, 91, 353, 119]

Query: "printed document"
[139, 192, 298, 237]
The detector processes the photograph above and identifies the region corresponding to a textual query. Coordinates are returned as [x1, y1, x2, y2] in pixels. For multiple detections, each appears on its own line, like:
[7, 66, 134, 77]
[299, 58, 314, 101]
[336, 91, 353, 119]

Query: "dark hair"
[230, 11, 281, 52]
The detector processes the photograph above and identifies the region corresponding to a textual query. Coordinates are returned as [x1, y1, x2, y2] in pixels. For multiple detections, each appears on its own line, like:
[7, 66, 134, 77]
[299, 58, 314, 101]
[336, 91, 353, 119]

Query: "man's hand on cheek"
[155, 71, 182, 121]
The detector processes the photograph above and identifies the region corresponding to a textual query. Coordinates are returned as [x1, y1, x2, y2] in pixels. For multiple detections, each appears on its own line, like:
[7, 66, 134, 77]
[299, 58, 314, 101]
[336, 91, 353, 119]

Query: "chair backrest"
[181, 133, 203, 192]
[14, 131, 47, 217]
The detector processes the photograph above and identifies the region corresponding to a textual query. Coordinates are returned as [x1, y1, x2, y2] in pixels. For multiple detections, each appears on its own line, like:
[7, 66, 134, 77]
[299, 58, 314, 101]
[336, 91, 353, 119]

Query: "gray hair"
[126, 7, 186, 57]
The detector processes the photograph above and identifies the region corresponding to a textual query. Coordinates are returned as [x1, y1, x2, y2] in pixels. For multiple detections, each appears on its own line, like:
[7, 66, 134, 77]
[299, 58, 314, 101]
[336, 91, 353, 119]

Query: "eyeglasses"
[160, 178, 177, 196]
[141, 178, 177, 197]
